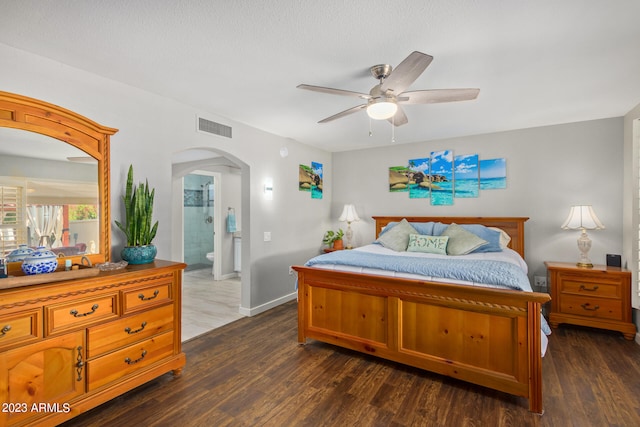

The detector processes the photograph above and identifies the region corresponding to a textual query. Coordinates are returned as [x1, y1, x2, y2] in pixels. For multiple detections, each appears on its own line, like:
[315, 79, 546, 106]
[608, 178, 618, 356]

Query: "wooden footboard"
[293, 266, 550, 413]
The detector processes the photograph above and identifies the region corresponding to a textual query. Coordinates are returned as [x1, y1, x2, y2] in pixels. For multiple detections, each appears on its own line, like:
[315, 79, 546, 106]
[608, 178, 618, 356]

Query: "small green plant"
[115, 165, 158, 246]
[322, 229, 344, 246]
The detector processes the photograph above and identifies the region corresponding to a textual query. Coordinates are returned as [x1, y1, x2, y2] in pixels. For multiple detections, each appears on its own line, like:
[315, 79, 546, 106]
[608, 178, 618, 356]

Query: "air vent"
[197, 117, 232, 138]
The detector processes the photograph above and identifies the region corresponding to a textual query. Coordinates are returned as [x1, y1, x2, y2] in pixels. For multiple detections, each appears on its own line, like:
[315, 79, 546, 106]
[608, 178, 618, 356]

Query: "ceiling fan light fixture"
[366, 99, 397, 120]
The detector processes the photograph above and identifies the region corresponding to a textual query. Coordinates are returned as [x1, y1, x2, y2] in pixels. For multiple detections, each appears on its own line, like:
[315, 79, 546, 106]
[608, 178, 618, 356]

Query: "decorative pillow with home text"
[407, 234, 449, 255]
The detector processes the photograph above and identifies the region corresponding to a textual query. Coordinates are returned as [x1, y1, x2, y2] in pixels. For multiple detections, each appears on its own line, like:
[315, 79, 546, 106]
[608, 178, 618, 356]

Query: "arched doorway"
[171, 147, 249, 340]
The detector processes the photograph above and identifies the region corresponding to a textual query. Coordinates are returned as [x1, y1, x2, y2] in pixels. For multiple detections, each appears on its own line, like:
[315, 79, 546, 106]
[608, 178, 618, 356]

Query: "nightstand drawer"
[559, 295, 623, 321]
[557, 276, 621, 298]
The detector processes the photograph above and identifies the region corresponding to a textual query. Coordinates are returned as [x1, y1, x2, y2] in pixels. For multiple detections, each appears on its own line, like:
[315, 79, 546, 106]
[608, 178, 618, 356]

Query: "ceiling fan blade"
[318, 104, 368, 123]
[397, 88, 480, 105]
[380, 51, 433, 94]
[297, 84, 370, 99]
[388, 105, 408, 126]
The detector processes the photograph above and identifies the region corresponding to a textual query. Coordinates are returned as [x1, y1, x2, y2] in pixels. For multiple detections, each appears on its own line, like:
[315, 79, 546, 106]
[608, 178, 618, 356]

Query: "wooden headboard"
[372, 216, 529, 259]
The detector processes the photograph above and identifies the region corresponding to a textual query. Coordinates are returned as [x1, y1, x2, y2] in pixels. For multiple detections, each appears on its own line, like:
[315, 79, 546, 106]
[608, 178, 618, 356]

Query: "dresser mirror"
[0, 91, 117, 271]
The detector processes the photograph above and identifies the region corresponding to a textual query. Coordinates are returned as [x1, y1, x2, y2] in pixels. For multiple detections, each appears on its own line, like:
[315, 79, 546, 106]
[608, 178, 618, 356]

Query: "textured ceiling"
[1, 1, 640, 152]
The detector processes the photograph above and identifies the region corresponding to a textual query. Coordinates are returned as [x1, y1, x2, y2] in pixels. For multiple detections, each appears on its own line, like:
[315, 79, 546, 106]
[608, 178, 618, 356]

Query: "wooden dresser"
[0, 260, 186, 426]
[545, 261, 636, 340]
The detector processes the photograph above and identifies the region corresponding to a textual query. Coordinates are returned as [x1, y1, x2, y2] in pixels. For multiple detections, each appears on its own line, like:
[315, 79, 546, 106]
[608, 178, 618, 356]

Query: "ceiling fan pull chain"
[391, 116, 396, 143]
[369, 117, 373, 137]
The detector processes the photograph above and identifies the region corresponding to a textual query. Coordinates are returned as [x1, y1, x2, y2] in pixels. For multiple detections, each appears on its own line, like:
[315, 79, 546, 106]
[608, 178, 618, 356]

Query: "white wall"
[0, 43, 331, 313]
[332, 118, 625, 280]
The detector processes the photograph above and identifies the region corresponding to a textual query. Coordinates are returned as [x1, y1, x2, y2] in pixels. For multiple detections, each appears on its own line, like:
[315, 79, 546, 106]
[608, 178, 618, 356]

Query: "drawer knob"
[138, 290, 160, 301]
[70, 304, 99, 317]
[124, 349, 147, 365]
[581, 303, 600, 311]
[0, 325, 11, 337]
[124, 321, 148, 335]
[579, 284, 599, 292]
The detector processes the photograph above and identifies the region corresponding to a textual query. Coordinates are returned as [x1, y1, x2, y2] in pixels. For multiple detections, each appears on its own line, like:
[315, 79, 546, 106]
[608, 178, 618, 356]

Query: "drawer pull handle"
[581, 303, 600, 311]
[124, 321, 147, 335]
[138, 290, 160, 301]
[0, 325, 11, 337]
[70, 304, 99, 317]
[579, 285, 599, 292]
[124, 349, 147, 365]
[76, 346, 84, 381]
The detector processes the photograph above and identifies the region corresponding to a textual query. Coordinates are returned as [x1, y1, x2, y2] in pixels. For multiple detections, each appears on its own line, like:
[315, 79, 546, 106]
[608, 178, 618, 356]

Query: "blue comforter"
[305, 250, 551, 334]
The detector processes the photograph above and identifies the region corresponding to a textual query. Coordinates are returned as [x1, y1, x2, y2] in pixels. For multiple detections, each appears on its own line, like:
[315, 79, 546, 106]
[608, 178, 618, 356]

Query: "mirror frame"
[0, 91, 118, 269]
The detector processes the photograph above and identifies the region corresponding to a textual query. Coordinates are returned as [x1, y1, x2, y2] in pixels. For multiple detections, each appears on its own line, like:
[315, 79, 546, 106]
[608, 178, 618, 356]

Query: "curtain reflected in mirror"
[0, 127, 99, 258]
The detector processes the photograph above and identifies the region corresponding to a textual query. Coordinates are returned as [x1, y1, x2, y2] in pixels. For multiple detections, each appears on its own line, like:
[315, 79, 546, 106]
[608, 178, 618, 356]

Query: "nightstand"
[545, 261, 636, 340]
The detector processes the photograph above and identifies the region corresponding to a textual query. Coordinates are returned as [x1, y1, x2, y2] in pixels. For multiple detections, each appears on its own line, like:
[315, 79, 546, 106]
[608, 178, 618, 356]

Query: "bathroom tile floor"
[181, 268, 245, 342]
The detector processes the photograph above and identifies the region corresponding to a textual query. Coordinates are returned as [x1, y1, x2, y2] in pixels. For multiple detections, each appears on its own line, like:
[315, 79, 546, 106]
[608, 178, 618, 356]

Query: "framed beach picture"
[430, 150, 454, 205]
[454, 154, 479, 198]
[408, 157, 430, 199]
[479, 158, 507, 189]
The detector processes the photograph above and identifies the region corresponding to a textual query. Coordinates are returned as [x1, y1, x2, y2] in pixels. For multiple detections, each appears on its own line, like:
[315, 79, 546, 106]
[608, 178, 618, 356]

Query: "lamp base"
[576, 262, 594, 268]
[576, 229, 594, 269]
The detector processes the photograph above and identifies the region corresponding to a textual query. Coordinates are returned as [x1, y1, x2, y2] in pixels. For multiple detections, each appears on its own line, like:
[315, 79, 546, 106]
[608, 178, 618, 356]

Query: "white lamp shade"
[339, 204, 360, 223]
[561, 205, 605, 230]
[366, 101, 397, 120]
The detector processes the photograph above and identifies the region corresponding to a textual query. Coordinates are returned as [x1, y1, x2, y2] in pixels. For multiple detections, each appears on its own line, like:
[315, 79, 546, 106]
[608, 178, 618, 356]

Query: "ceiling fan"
[297, 51, 480, 126]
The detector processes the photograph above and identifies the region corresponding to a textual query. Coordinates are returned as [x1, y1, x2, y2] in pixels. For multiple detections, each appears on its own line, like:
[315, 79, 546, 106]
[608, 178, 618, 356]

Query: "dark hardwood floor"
[61, 301, 640, 427]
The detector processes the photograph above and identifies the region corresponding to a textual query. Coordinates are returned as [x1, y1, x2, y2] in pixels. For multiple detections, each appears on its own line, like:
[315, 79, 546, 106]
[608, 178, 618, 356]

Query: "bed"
[292, 216, 551, 414]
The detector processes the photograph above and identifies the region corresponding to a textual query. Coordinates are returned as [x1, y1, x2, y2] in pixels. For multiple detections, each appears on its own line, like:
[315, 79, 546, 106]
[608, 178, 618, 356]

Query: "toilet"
[205, 252, 215, 275]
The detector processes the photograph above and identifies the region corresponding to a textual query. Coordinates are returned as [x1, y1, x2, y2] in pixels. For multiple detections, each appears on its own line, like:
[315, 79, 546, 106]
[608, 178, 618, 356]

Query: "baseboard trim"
[239, 291, 297, 317]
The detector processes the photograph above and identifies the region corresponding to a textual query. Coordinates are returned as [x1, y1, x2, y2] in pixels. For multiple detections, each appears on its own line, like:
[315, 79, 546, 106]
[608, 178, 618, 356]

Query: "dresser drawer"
[45, 294, 119, 336]
[559, 295, 623, 321]
[557, 274, 621, 298]
[87, 304, 174, 358]
[0, 309, 41, 351]
[122, 280, 172, 314]
[87, 330, 174, 391]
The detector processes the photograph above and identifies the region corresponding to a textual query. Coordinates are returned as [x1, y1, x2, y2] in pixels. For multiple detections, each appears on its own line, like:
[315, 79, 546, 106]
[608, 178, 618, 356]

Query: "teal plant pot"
[121, 245, 157, 265]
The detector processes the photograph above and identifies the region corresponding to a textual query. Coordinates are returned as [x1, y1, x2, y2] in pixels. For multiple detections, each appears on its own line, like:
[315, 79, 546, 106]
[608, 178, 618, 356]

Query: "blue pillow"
[432, 223, 503, 253]
[459, 224, 502, 253]
[379, 221, 435, 237]
[411, 222, 435, 236]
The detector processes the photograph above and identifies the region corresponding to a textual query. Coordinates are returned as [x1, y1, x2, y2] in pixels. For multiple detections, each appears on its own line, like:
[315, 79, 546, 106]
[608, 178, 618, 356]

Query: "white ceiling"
[2, 1, 640, 152]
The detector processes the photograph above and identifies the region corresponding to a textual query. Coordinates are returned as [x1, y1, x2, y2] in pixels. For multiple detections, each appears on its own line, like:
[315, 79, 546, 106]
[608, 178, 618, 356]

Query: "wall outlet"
[264, 231, 271, 242]
[534, 276, 547, 291]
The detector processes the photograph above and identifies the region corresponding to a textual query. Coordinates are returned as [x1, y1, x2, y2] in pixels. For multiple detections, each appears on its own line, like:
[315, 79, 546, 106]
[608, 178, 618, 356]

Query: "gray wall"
[0, 43, 331, 314]
[332, 117, 625, 281]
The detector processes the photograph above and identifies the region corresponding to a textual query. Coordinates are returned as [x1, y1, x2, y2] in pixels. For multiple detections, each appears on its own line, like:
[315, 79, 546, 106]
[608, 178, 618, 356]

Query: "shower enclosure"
[183, 174, 215, 271]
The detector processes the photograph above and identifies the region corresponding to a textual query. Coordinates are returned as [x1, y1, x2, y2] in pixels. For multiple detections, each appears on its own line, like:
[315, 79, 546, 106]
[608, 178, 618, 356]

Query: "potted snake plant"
[115, 164, 159, 264]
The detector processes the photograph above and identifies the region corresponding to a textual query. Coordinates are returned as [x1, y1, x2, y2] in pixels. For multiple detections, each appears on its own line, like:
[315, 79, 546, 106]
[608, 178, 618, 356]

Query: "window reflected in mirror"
[0, 127, 99, 258]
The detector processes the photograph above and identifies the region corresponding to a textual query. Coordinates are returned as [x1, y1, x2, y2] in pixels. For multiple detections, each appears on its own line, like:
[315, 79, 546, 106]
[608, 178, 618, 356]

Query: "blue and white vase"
[7, 244, 35, 263]
[21, 246, 58, 275]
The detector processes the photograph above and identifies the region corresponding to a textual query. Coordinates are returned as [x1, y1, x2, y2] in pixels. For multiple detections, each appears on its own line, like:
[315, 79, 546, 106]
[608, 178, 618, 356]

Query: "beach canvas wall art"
[389, 166, 410, 192]
[408, 157, 431, 199]
[299, 164, 312, 192]
[454, 154, 479, 198]
[479, 158, 507, 189]
[311, 161, 323, 199]
[430, 150, 454, 206]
